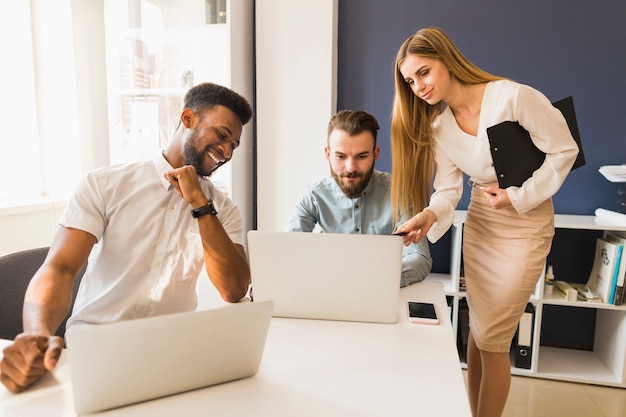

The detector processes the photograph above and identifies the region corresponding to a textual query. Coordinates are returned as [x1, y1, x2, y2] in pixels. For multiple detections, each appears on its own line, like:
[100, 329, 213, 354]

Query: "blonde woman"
[391, 27, 578, 417]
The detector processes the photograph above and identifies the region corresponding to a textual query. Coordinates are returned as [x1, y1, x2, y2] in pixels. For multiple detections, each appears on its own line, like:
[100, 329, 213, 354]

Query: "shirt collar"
[154, 151, 176, 191]
[360, 170, 380, 196]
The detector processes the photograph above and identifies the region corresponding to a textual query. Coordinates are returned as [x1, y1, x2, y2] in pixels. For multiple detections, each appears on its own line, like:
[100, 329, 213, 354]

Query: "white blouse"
[426, 79, 579, 243]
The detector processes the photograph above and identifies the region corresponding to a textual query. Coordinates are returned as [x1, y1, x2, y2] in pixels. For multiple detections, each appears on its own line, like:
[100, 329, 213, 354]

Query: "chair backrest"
[0, 247, 85, 340]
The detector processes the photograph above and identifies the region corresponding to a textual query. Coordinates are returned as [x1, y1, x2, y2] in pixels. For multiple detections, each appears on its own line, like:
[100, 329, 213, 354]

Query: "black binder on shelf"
[513, 303, 535, 369]
[456, 298, 470, 364]
[487, 96, 586, 188]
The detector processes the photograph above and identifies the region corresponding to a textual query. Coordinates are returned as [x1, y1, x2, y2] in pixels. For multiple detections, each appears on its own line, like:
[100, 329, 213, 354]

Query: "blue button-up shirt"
[285, 170, 432, 287]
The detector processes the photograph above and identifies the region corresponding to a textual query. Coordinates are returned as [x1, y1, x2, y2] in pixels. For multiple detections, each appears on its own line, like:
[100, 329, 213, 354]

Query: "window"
[0, 0, 82, 203]
[0, 1, 41, 201]
[1, 0, 242, 205]
[103, 0, 233, 193]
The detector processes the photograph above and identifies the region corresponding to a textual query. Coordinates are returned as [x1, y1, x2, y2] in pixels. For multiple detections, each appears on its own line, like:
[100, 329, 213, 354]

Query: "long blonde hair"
[390, 27, 504, 223]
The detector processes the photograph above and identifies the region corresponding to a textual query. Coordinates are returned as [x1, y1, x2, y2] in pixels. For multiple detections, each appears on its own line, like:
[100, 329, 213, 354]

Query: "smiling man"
[0, 83, 253, 394]
[285, 110, 432, 288]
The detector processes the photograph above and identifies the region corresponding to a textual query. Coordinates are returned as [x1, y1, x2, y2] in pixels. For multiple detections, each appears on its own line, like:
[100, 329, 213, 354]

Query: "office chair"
[0, 247, 85, 340]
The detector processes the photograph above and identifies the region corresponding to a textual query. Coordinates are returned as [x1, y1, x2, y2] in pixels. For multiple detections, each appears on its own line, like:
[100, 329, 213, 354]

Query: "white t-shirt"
[63, 153, 244, 329]
[426, 80, 579, 242]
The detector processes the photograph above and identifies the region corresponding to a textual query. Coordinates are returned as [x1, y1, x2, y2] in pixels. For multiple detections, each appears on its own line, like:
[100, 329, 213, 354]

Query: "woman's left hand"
[479, 186, 512, 209]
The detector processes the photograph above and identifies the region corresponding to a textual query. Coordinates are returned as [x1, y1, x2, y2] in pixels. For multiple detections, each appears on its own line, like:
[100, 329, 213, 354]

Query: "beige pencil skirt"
[463, 183, 554, 352]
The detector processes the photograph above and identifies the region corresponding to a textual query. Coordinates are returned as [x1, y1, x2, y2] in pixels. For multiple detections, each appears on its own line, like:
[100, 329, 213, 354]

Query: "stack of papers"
[595, 208, 626, 226]
[569, 283, 602, 302]
[599, 165, 626, 183]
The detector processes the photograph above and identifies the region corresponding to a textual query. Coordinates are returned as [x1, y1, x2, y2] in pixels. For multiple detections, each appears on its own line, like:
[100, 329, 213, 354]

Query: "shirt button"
[355, 204, 360, 209]
[355, 228, 360, 232]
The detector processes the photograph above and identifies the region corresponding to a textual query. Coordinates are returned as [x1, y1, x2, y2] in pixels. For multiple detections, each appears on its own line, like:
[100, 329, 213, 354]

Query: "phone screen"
[407, 301, 439, 323]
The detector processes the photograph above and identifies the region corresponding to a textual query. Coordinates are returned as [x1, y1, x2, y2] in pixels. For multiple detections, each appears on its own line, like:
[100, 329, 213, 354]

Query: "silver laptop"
[66, 300, 273, 414]
[247, 231, 402, 324]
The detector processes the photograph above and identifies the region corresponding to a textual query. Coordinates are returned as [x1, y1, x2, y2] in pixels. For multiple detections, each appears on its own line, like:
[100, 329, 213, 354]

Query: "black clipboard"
[487, 96, 585, 188]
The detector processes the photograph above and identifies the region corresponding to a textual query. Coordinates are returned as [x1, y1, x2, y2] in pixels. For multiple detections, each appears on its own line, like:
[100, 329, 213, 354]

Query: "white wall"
[255, 0, 338, 231]
[228, 0, 255, 236]
[0, 201, 66, 257]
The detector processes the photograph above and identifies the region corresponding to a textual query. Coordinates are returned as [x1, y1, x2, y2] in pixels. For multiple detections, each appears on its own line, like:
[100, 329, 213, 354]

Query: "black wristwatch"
[191, 200, 218, 218]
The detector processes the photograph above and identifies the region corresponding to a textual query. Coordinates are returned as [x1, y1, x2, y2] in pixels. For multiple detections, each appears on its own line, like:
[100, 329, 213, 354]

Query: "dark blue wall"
[337, 0, 626, 215]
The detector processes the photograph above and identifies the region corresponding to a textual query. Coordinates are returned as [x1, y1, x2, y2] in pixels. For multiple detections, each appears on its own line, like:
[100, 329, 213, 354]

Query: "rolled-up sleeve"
[400, 238, 433, 287]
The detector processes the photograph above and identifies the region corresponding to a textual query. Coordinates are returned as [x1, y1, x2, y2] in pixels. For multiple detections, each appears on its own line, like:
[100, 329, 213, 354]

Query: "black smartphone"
[407, 301, 439, 324]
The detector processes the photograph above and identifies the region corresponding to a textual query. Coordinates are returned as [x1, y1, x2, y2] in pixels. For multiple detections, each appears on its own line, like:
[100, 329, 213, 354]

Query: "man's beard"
[331, 166, 374, 199]
[183, 130, 214, 177]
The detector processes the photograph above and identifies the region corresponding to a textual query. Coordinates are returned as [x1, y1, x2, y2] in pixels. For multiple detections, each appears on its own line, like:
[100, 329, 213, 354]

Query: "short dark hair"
[184, 82, 253, 125]
[327, 110, 380, 146]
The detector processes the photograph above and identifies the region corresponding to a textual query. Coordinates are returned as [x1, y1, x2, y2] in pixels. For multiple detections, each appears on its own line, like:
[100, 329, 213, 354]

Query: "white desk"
[0, 281, 471, 416]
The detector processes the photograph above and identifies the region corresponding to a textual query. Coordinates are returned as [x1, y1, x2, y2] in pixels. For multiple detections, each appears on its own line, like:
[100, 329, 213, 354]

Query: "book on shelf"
[605, 232, 626, 305]
[586, 237, 620, 303]
[553, 280, 577, 301]
[456, 298, 469, 363]
[459, 275, 466, 291]
[608, 236, 623, 304]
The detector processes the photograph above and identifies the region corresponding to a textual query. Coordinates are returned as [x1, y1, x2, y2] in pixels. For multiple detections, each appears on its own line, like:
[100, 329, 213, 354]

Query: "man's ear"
[324, 146, 331, 160]
[181, 108, 196, 129]
[373, 146, 380, 161]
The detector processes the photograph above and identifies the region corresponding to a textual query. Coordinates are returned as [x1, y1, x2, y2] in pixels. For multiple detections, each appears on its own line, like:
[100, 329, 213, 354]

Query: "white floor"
[462, 371, 626, 417]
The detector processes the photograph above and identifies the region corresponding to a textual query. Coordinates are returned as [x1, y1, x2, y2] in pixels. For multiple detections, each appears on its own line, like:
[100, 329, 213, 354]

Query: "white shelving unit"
[427, 211, 626, 388]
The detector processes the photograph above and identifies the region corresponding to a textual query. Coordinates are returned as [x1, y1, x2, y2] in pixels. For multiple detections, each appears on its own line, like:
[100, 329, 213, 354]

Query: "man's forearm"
[23, 270, 74, 336]
[198, 215, 250, 302]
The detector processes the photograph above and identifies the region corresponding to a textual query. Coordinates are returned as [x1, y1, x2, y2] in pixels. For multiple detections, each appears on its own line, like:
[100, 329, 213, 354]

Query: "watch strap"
[191, 200, 218, 218]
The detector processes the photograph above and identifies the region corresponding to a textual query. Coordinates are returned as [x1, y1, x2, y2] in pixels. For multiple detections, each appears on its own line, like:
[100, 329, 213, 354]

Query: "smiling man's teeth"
[208, 152, 222, 164]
